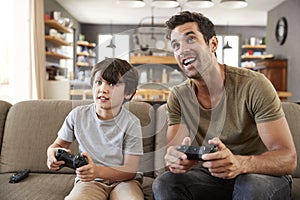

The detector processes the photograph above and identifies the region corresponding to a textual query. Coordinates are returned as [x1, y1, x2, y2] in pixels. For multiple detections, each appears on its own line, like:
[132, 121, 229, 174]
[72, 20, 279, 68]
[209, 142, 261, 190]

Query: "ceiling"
[56, 0, 286, 26]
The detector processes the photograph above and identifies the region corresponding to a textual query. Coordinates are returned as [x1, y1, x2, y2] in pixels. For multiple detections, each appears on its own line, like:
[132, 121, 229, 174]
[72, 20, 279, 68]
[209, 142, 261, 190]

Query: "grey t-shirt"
[58, 103, 143, 167]
[167, 65, 284, 155]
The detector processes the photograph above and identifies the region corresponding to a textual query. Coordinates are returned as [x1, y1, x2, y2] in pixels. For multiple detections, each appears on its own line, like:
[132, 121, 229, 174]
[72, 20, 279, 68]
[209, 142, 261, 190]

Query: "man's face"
[170, 22, 215, 79]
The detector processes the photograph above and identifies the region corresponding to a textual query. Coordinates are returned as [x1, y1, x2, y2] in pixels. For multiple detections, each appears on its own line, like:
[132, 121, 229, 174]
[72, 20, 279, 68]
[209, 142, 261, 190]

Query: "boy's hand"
[76, 152, 96, 182]
[46, 148, 70, 171]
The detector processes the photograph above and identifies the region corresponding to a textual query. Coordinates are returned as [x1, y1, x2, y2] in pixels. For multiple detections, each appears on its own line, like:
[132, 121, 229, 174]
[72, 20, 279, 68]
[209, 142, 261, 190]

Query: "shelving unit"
[76, 41, 96, 68]
[44, 19, 73, 80]
[241, 44, 274, 68]
[44, 19, 74, 100]
[75, 40, 96, 81]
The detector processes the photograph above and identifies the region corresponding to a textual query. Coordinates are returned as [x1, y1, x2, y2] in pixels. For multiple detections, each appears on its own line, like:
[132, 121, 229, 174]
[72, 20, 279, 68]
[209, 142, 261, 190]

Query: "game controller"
[55, 149, 88, 170]
[176, 145, 217, 160]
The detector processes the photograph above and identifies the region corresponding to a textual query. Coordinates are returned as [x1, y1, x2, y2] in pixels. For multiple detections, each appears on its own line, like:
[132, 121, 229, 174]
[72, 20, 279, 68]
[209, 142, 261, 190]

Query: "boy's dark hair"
[90, 57, 139, 99]
[165, 11, 216, 45]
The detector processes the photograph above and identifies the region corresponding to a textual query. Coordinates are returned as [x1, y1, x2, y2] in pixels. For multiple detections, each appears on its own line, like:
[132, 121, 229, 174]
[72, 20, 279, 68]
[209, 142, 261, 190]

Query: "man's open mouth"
[183, 57, 196, 66]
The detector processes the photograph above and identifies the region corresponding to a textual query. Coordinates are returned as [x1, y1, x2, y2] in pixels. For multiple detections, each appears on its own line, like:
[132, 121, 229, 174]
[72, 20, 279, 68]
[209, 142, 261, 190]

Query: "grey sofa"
[0, 100, 299, 199]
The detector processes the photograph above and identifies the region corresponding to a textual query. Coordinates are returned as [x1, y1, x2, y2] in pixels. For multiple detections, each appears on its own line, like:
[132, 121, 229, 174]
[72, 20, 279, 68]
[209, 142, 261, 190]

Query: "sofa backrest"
[123, 101, 156, 177]
[0, 100, 159, 178]
[282, 102, 300, 178]
[0, 100, 92, 174]
[0, 100, 12, 153]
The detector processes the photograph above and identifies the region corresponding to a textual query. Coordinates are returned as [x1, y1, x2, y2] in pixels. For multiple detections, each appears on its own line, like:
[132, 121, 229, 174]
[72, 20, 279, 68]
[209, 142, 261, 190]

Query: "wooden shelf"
[242, 45, 266, 49]
[241, 54, 274, 60]
[44, 20, 71, 33]
[76, 62, 93, 67]
[45, 35, 71, 46]
[46, 51, 71, 59]
[77, 41, 96, 48]
[77, 52, 89, 57]
[130, 56, 177, 65]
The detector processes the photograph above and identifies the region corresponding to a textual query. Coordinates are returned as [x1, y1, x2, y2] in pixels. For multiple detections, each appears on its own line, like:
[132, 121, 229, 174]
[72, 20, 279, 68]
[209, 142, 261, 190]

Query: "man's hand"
[165, 137, 198, 174]
[76, 152, 96, 182]
[202, 137, 243, 179]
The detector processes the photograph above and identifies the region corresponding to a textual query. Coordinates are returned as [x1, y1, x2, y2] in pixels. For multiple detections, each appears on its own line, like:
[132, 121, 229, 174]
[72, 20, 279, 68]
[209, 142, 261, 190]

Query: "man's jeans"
[152, 167, 292, 200]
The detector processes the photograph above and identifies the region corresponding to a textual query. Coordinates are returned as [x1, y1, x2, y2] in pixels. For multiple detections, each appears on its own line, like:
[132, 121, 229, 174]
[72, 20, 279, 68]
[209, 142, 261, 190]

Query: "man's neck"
[194, 63, 225, 109]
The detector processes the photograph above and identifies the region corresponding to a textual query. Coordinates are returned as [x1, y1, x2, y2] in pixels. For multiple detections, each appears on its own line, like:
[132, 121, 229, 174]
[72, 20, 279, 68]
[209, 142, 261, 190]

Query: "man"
[152, 11, 297, 199]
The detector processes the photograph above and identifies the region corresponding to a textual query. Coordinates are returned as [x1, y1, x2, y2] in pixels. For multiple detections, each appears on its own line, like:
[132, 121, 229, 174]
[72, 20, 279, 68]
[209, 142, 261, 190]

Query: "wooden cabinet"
[253, 59, 289, 100]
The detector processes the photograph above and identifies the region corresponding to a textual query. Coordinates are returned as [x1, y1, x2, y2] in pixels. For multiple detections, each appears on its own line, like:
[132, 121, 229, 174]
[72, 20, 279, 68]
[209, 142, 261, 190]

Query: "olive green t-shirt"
[167, 65, 284, 155]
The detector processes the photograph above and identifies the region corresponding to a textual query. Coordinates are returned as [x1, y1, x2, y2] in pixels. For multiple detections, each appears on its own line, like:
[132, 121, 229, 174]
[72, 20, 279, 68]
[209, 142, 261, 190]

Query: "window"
[98, 34, 129, 62]
[216, 35, 239, 67]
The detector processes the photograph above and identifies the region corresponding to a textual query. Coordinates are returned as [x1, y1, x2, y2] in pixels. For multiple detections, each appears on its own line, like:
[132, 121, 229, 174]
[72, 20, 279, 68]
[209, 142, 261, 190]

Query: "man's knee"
[233, 174, 291, 200]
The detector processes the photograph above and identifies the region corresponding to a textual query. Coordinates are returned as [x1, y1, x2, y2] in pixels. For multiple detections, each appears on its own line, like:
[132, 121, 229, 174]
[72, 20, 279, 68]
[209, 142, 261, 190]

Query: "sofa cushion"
[282, 102, 300, 178]
[154, 104, 167, 177]
[0, 100, 12, 152]
[0, 100, 92, 173]
[124, 101, 156, 177]
[0, 173, 75, 200]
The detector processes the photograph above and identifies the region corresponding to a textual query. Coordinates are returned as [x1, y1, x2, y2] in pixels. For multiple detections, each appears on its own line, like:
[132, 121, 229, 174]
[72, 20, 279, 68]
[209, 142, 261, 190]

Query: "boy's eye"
[95, 80, 102, 85]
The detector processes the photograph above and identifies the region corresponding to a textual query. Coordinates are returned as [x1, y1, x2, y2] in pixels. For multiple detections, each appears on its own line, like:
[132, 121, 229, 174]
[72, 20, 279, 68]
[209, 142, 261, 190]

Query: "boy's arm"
[76, 154, 140, 182]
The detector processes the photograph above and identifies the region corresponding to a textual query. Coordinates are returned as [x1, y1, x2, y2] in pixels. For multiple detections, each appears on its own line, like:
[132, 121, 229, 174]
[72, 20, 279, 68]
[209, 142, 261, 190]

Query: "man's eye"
[172, 43, 180, 50]
[109, 82, 116, 87]
[187, 37, 195, 44]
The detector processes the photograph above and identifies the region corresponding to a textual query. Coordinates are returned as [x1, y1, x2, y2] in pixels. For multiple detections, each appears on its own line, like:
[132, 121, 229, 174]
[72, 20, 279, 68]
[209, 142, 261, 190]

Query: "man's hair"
[90, 57, 139, 98]
[165, 11, 216, 45]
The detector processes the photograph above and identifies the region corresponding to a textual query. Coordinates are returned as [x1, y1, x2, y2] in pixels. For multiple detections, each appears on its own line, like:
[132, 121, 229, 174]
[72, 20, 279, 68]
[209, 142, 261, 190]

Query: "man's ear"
[210, 36, 218, 53]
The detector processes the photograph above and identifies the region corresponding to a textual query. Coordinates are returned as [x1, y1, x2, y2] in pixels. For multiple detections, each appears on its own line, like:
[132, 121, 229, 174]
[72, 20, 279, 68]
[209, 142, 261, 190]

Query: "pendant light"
[151, 0, 179, 8]
[220, 0, 248, 9]
[223, 23, 232, 50]
[185, 0, 214, 8]
[223, 41, 232, 49]
[117, 0, 145, 8]
[106, 22, 116, 48]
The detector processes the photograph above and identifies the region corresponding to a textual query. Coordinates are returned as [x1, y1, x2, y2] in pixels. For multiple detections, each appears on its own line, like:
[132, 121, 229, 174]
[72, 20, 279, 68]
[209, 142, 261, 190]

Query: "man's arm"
[202, 117, 297, 179]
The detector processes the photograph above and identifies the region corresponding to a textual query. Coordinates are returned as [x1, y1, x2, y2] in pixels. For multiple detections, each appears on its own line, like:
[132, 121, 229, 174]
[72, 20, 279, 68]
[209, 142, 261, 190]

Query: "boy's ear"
[125, 91, 136, 101]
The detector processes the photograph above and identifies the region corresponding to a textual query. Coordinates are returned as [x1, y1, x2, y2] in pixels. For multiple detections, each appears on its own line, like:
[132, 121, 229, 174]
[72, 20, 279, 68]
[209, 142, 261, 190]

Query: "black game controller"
[176, 145, 217, 160]
[55, 149, 88, 170]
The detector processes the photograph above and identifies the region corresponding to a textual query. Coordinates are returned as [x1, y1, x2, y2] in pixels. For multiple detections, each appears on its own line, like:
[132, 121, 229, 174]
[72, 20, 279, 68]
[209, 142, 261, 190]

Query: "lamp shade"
[185, 0, 214, 8]
[220, 0, 248, 8]
[223, 41, 232, 49]
[151, 0, 179, 8]
[117, 0, 145, 8]
[106, 38, 116, 48]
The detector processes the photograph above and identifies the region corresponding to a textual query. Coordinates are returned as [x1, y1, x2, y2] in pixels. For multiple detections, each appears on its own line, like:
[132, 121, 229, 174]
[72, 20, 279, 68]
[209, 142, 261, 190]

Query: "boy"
[47, 58, 144, 200]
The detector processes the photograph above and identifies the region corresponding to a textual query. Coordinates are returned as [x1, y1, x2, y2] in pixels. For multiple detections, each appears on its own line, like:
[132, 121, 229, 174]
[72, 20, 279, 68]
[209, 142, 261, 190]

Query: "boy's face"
[92, 71, 132, 117]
